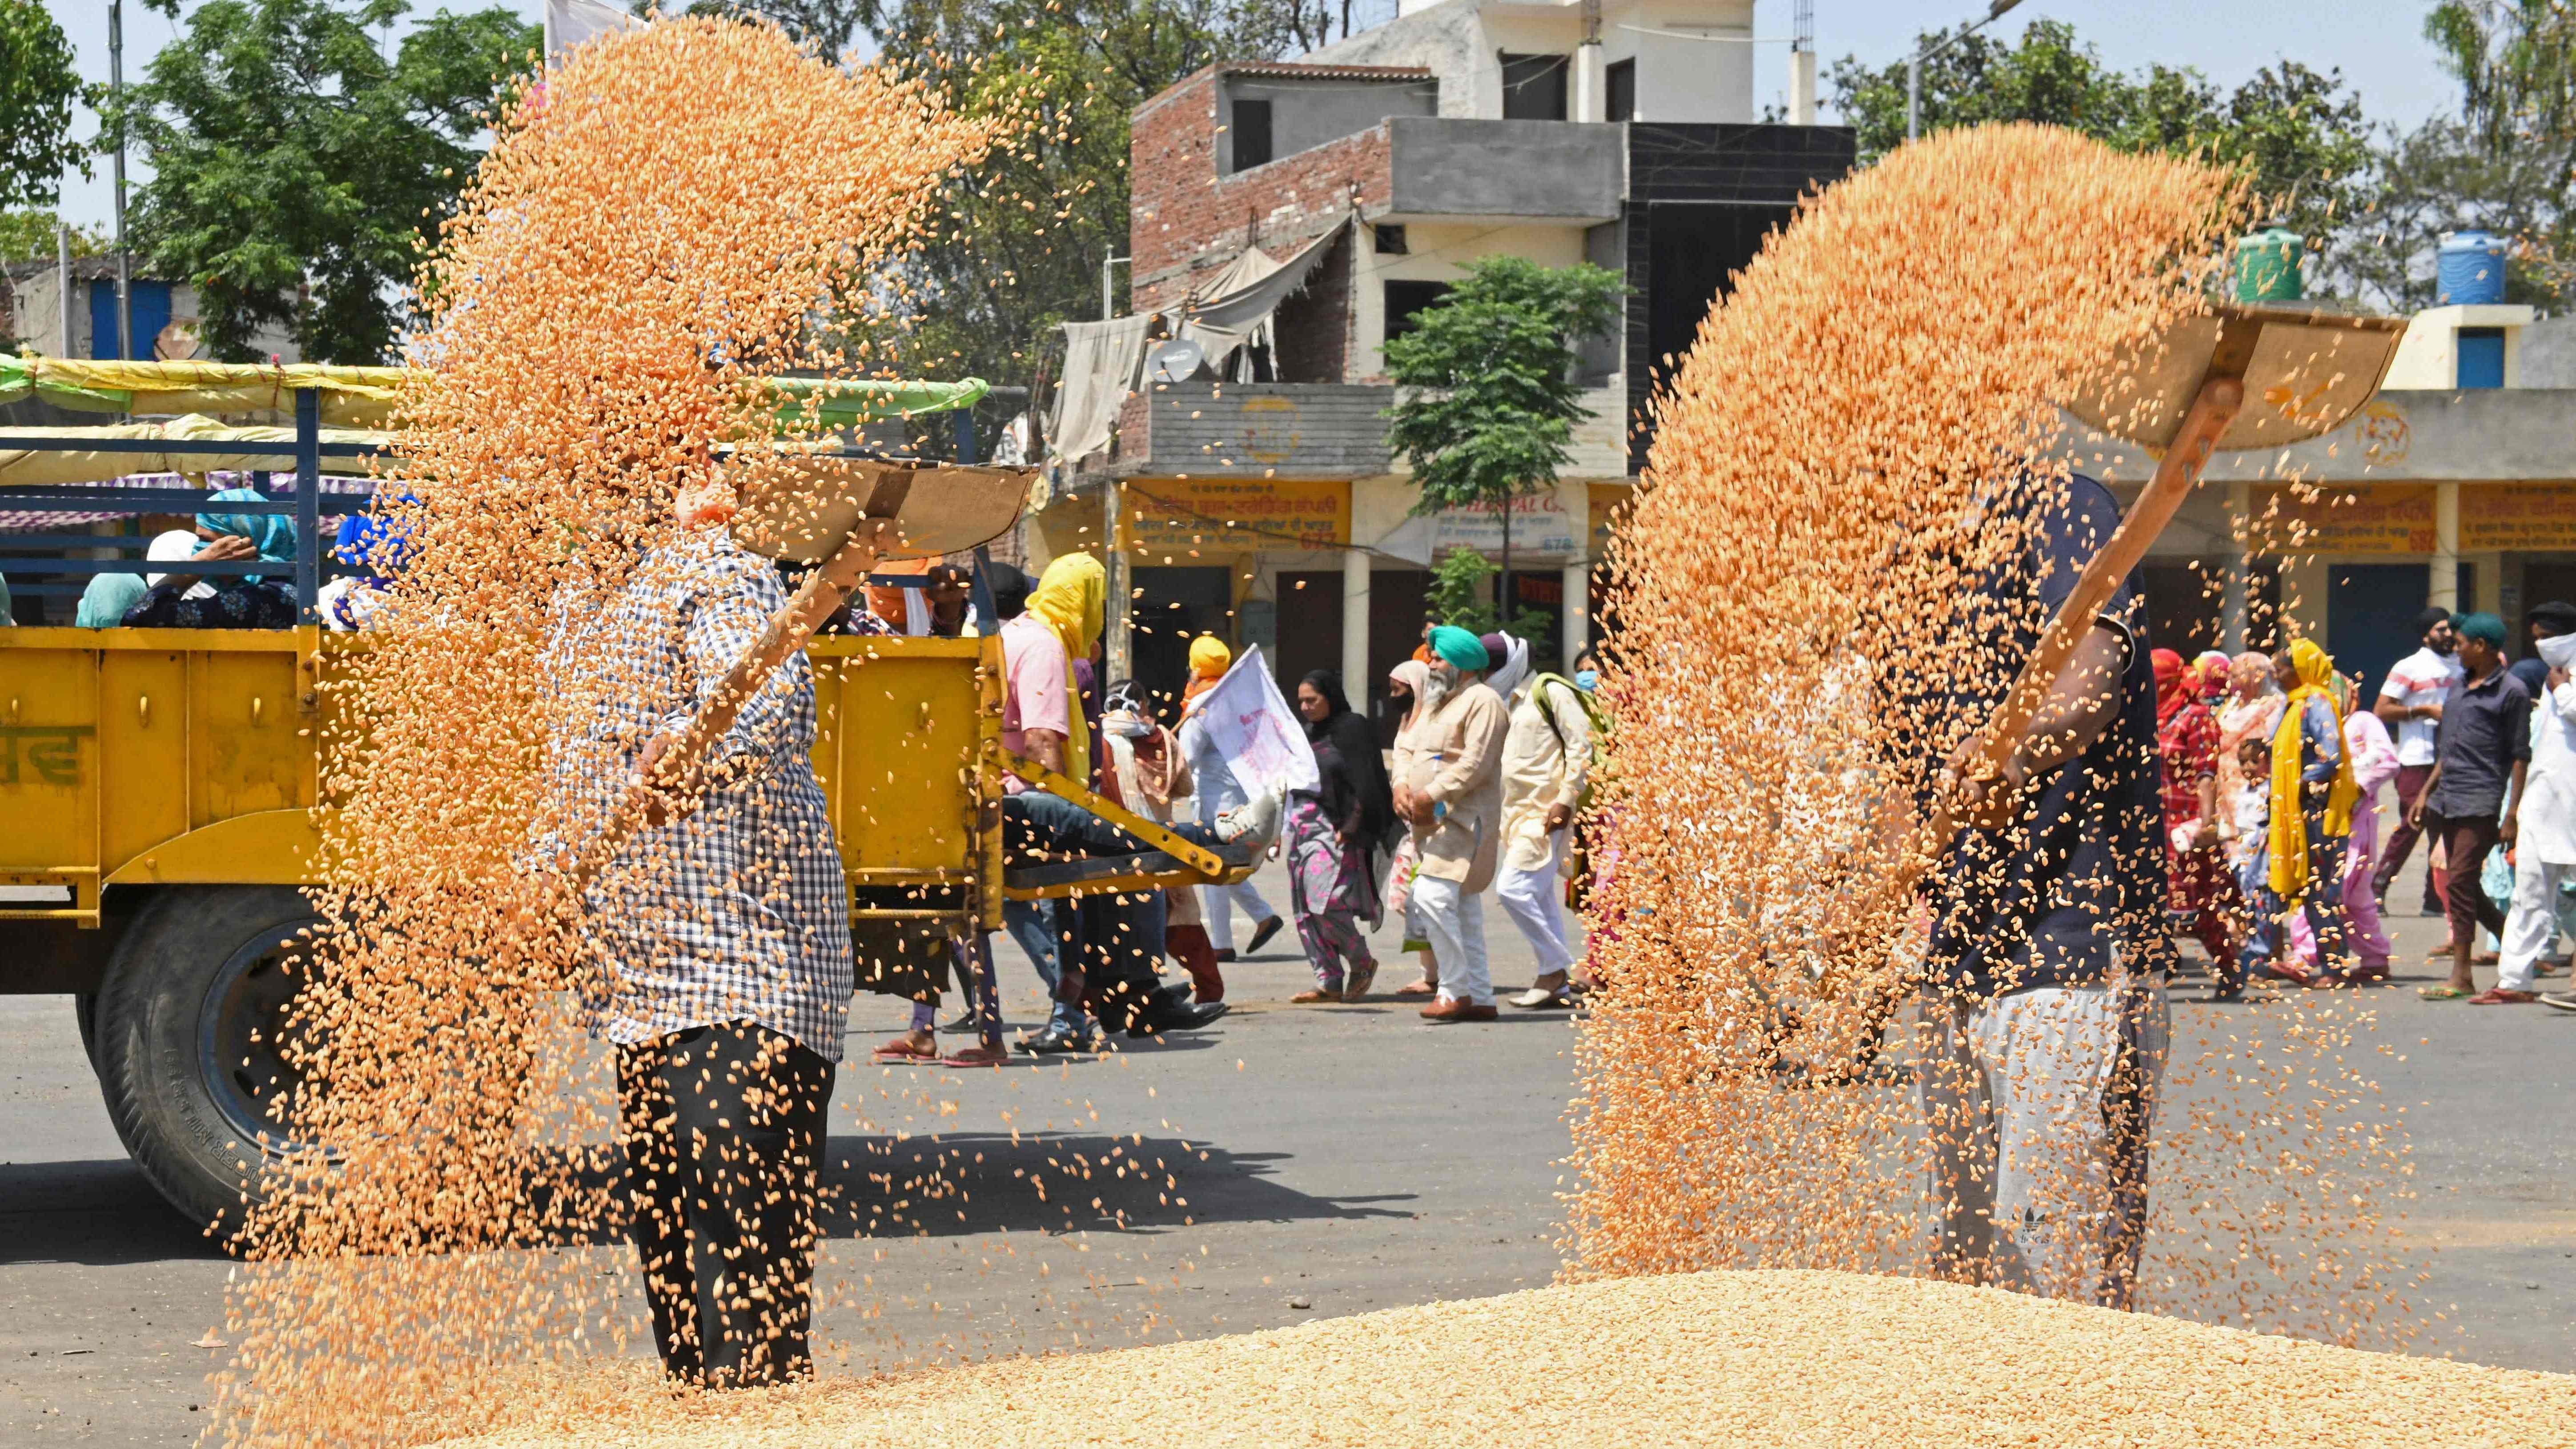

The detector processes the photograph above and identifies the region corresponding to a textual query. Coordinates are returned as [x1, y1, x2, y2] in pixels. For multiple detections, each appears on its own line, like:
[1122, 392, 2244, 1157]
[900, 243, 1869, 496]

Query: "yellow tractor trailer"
[0, 360, 1250, 1234]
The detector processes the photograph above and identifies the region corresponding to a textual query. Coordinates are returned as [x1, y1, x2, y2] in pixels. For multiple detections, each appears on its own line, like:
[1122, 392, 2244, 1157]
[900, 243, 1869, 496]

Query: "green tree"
[2333, 117, 2572, 309]
[1384, 254, 1622, 656]
[0, 0, 98, 211]
[0, 211, 110, 263]
[1827, 20, 2371, 247]
[2426, 0, 2576, 157]
[112, 0, 536, 363]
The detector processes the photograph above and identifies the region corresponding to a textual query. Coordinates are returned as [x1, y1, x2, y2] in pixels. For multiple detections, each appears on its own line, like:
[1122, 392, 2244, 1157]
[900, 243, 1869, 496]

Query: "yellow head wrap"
[1188, 634, 1232, 679]
[2267, 638, 2359, 898]
[1021, 554, 1105, 785]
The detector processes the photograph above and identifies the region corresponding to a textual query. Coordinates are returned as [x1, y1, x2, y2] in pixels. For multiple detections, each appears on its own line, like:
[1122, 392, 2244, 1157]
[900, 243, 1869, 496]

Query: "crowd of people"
[2154, 603, 2576, 1009]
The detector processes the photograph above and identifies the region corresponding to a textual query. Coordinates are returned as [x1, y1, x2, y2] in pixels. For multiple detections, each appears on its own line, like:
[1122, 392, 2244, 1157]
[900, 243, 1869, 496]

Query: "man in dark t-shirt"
[1911, 471, 2170, 1311]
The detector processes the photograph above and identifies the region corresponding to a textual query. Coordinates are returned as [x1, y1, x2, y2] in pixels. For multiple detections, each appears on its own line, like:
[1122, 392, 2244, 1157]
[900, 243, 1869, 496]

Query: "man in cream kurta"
[1392, 626, 1510, 1022]
[1495, 672, 1593, 1007]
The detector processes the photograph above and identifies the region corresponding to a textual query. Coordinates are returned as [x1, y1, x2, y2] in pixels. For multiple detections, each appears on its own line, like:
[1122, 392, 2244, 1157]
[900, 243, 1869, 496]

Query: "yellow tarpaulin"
[1, 357, 989, 431]
[0, 415, 391, 489]
[0, 358, 407, 427]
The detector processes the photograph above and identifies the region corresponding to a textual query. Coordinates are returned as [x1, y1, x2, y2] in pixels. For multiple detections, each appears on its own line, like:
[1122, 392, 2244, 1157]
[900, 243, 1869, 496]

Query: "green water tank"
[2235, 227, 2304, 302]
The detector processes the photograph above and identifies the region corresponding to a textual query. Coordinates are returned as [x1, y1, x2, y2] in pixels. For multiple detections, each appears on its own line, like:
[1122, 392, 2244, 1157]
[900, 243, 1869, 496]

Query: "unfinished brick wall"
[1129, 66, 1396, 317]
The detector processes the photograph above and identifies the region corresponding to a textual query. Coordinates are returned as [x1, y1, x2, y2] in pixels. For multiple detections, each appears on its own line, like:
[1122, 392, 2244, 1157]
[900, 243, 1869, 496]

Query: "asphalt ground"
[2, 852, 2568, 1444]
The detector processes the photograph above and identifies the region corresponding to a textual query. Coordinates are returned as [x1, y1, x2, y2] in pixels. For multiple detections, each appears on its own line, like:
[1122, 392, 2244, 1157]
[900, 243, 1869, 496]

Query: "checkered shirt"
[547, 533, 853, 1061]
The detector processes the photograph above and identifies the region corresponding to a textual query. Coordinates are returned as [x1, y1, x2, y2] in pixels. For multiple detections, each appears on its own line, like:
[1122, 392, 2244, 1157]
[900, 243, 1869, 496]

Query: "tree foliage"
[1827, 19, 2372, 247]
[0, 0, 98, 211]
[1385, 254, 1623, 519]
[2332, 116, 2572, 309]
[114, 0, 535, 363]
[2390, 0, 2576, 308]
[0, 210, 110, 263]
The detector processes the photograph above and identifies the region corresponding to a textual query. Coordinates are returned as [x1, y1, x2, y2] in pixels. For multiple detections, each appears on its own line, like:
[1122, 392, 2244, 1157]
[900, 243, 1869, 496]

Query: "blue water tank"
[2437, 230, 2508, 305]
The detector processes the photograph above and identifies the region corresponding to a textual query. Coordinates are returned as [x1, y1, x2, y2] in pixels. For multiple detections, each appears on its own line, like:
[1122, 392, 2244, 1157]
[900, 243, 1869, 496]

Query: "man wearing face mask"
[2498, 626, 2576, 1007]
[1391, 625, 1510, 1022]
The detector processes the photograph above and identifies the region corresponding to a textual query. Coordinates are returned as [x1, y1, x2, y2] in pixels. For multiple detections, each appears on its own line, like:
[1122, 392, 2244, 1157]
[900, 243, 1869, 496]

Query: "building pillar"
[1788, 49, 1818, 125]
[1342, 547, 1371, 695]
[2222, 481, 2250, 651]
[1572, 0, 1605, 122]
[1562, 557, 1590, 665]
[2432, 481, 2461, 612]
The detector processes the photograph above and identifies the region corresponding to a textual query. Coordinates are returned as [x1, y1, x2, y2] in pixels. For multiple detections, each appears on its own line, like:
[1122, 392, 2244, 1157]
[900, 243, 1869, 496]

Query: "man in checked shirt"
[551, 487, 888, 1389]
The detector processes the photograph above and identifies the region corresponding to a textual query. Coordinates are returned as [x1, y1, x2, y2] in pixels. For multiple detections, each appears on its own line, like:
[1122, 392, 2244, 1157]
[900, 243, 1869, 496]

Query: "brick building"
[1038, 0, 1854, 727]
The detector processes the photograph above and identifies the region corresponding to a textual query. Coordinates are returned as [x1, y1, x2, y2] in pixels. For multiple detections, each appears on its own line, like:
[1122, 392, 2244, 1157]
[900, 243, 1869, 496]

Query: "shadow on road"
[814, 1132, 1418, 1240]
[0, 1156, 231, 1266]
[0, 1131, 1409, 1265]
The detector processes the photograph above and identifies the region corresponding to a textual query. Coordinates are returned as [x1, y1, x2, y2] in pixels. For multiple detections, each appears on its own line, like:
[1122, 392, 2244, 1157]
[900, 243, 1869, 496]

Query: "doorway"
[1131, 566, 1233, 721]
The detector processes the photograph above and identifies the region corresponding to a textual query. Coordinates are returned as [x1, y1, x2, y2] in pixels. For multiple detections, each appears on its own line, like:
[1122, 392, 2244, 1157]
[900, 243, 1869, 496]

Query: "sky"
[36, 0, 2467, 235]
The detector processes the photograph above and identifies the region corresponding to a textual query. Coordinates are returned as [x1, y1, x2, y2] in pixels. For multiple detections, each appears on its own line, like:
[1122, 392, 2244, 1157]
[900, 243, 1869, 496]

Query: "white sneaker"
[1214, 790, 1284, 852]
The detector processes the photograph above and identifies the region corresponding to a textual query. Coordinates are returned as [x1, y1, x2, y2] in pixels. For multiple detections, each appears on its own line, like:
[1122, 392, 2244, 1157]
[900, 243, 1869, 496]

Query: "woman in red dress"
[2158, 649, 2242, 999]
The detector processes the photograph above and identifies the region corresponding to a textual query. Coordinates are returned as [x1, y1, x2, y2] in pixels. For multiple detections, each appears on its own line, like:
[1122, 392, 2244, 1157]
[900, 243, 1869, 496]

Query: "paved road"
[3, 856, 2568, 1443]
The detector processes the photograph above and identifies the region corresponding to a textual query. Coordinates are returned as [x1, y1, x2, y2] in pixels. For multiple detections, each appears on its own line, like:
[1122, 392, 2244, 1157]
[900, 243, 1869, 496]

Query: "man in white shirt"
[2504, 633, 2576, 1006]
[2372, 607, 2464, 915]
[1494, 668, 1593, 1008]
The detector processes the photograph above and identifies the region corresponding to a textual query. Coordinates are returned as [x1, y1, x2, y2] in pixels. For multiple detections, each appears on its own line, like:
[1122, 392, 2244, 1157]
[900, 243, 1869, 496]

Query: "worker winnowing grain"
[544, 502, 855, 1390]
[1909, 470, 2169, 1310]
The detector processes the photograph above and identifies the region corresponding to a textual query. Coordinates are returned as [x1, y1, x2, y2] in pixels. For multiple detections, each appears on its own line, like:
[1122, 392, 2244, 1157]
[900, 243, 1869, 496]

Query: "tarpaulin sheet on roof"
[0, 357, 409, 426]
[0, 357, 988, 431]
[0, 415, 392, 489]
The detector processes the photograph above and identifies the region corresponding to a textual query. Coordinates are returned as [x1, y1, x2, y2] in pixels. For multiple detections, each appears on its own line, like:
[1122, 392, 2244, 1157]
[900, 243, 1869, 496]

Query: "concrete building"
[1040, 0, 1853, 729]
[0, 257, 308, 364]
[2081, 304, 2576, 699]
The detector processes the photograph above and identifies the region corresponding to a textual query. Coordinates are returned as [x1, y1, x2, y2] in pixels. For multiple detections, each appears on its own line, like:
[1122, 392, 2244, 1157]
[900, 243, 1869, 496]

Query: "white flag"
[546, 0, 645, 62]
[1194, 644, 1320, 799]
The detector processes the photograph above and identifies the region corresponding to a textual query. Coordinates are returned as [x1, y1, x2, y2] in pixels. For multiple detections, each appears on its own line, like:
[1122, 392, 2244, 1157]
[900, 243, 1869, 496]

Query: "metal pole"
[110, 0, 131, 361]
[1105, 479, 1130, 685]
[1906, 53, 1921, 141]
[1101, 253, 1129, 321]
[295, 388, 321, 620]
[56, 225, 72, 356]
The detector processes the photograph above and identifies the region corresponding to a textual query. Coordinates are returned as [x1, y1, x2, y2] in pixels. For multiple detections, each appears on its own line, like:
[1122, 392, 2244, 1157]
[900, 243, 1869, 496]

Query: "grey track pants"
[1920, 975, 2169, 1309]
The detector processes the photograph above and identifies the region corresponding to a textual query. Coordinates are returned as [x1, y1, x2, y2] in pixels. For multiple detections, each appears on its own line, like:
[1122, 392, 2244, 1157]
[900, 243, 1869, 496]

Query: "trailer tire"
[92, 886, 326, 1241]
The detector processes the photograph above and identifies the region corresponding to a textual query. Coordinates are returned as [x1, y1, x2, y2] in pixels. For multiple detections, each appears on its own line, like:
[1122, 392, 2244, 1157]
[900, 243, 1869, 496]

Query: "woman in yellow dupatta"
[2254, 638, 2360, 984]
[1021, 554, 1105, 785]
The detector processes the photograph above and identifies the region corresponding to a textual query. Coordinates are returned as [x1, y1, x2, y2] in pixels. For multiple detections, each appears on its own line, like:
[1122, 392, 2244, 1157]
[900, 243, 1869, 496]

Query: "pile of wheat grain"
[1570, 122, 2426, 1349]
[205, 19, 997, 1448]
[423, 1270, 2572, 1449]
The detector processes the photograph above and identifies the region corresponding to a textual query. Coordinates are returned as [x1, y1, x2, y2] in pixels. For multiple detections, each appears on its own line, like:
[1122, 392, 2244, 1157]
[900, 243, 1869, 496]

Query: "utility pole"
[1907, 0, 2021, 142]
[57, 224, 73, 355]
[1101, 248, 1133, 687]
[110, 0, 132, 361]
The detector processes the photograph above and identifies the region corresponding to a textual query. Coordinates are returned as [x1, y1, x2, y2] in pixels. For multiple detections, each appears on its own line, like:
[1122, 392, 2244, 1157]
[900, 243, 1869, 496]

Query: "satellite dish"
[1145, 337, 1206, 384]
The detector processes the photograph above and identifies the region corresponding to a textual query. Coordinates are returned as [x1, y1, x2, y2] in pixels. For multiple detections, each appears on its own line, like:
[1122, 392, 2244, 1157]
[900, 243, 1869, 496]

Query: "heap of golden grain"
[428, 1272, 2574, 1449]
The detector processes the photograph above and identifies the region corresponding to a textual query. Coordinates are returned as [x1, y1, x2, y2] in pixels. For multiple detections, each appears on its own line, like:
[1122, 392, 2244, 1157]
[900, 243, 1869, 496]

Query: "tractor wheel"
[90, 886, 328, 1241]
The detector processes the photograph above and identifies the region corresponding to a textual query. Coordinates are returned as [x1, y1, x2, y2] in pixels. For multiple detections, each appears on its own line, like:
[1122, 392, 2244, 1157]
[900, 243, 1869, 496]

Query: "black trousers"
[616, 1022, 834, 1388]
